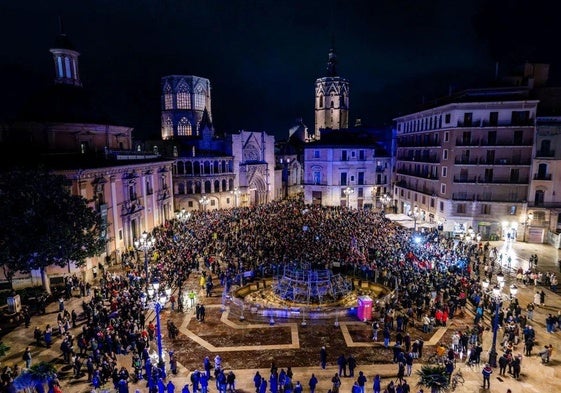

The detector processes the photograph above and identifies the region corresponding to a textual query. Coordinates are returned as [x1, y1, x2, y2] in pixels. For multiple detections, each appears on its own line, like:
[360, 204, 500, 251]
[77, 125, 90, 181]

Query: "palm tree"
[13, 361, 58, 393]
[416, 364, 450, 393]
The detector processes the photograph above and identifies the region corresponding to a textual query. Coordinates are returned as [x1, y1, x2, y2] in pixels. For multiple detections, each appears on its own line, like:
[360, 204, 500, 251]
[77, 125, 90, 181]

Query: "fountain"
[231, 265, 390, 320]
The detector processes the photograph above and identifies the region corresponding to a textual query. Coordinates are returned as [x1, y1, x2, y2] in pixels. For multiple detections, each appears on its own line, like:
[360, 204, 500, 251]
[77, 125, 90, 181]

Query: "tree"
[416, 364, 450, 393]
[13, 361, 58, 393]
[0, 166, 106, 292]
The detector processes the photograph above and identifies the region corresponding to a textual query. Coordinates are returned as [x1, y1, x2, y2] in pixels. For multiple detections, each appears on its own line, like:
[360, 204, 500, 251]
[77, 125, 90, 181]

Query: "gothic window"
[177, 85, 191, 109]
[319, 95, 323, 108]
[194, 85, 206, 110]
[162, 117, 173, 138]
[164, 84, 173, 110]
[178, 117, 192, 136]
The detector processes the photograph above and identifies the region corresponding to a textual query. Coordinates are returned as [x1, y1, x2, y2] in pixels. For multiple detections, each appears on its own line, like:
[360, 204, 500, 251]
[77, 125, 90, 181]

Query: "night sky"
[1, 0, 559, 140]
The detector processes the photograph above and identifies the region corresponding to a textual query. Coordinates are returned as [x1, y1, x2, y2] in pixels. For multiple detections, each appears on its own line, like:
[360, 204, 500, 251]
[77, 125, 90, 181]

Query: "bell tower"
[314, 47, 349, 139]
[49, 17, 82, 87]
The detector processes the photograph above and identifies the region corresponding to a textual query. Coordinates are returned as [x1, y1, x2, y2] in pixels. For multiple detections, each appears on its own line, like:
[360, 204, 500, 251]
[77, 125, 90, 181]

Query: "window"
[484, 169, 493, 182]
[511, 110, 530, 125]
[513, 130, 523, 144]
[319, 95, 323, 108]
[440, 184, 446, 194]
[481, 204, 491, 214]
[444, 132, 449, 142]
[177, 88, 190, 109]
[342, 150, 348, 161]
[463, 113, 473, 126]
[358, 188, 363, 198]
[439, 201, 444, 212]
[430, 198, 435, 208]
[177, 117, 192, 136]
[164, 85, 173, 110]
[351, 151, 356, 158]
[442, 167, 447, 177]
[456, 203, 466, 214]
[340, 172, 347, 186]
[194, 93, 205, 110]
[313, 171, 321, 184]
[445, 114, 451, 123]
[358, 172, 364, 185]
[489, 111, 498, 126]
[314, 150, 320, 158]
[442, 150, 448, 160]
[510, 169, 520, 182]
[359, 150, 365, 160]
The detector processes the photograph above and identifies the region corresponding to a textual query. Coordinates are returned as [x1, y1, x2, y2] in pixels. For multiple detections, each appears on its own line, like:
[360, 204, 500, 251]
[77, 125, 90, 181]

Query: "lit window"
[194, 93, 205, 110]
[178, 117, 192, 136]
[177, 88, 190, 109]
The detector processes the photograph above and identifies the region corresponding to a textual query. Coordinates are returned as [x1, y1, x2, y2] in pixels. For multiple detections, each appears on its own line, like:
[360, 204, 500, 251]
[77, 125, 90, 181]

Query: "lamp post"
[371, 186, 378, 210]
[199, 195, 210, 212]
[281, 158, 291, 199]
[176, 208, 191, 221]
[150, 281, 168, 378]
[134, 231, 154, 291]
[483, 272, 513, 368]
[343, 186, 354, 208]
[230, 187, 241, 207]
[522, 212, 534, 242]
[408, 204, 419, 231]
[380, 193, 391, 213]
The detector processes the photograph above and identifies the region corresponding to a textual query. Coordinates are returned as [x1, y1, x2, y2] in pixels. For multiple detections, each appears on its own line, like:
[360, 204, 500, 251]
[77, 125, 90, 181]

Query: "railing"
[455, 138, 480, 146]
[477, 177, 529, 184]
[535, 150, 555, 158]
[457, 119, 534, 127]
[533, 174, 552, 180]
[453, 177, 477, 183]
[480, 139, 533, 146]
[454, 158, 478, 165]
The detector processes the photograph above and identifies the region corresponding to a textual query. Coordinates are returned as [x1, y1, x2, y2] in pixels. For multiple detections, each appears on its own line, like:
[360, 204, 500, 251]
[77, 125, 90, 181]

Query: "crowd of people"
[2, 196, 558, 393]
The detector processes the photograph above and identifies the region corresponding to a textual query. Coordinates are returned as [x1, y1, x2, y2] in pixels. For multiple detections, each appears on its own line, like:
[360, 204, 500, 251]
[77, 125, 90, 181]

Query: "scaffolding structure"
[273, 266, 352, 305]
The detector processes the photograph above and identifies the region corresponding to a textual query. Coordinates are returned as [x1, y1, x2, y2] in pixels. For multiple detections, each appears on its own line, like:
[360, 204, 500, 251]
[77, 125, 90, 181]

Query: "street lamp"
[483, 272, 512, 368]
[199, 195, 210, 212]
[372, 186, 378, 210]
[176, 208, 191, 222]
[522, 212, 534, 242]
[134, 231, 154, 291]
[408, 204, 419, 231]
[343, 186, 354, 208]
[150, 280, 168, 378]
[281, 158, 291, 199]
[380, 194, 391, 212]
[230, 187, 241, 207]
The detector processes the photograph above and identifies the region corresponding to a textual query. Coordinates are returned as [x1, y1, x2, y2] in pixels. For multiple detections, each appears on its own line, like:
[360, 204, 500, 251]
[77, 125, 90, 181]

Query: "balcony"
[457, 119, 534, 127]
[454, 158, 478, 165]
[533, 174, 552, 180]
[455, 138, 480, 146]
[480, 139, 533, 147]
[536, 150, 555, 158]
[453, 177, 477, 183]
[477, 176, 529, 184]
[396, 169, 439, 181]
[397, 155, 440, 163]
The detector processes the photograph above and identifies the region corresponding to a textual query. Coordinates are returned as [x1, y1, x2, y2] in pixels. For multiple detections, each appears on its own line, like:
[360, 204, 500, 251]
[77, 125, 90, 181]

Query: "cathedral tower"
[314, 48, 349, 139]
[160, 75, 213, 140]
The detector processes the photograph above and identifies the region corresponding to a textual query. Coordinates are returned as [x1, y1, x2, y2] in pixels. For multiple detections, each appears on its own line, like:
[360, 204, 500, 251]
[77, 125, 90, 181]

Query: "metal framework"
[273, 265, 352, 305]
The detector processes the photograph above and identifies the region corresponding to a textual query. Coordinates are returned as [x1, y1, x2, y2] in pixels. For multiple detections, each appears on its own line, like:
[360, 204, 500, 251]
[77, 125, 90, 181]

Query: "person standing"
[320, 346, 327, 369]
[357, 371, 367, 393]
[337, 354, 347, 377]
[481, 363, 493, 389]
[347, 354, 357, 377]
[22, 347, 32, 369]
[373, 374, 381, 393]
[308, 373, 318, 393]
[253, 372, 262, 393]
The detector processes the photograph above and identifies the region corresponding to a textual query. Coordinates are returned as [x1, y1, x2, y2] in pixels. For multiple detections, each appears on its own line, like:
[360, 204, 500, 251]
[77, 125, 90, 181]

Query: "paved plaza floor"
[1, 240, 560, 393]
